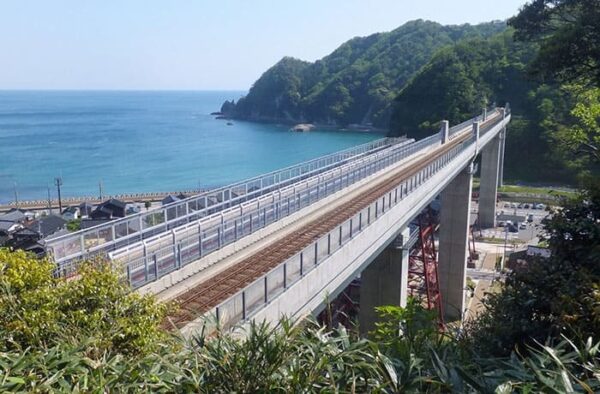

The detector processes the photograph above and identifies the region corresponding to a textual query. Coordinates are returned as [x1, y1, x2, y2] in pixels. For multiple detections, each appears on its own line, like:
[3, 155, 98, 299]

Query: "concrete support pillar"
[440, 120, 449, 144]
[479, 131, 501, 228]
[438, 164, 473, 322]
[359, 227, 410, 336]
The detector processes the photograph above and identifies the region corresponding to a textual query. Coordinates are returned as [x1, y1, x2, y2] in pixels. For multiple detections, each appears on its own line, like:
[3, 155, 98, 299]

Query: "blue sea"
[0, 91, 382, 203]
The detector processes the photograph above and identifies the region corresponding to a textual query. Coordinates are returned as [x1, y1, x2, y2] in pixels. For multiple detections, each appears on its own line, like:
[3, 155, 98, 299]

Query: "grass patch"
[498, 184, 575, 197]
[476, 236, 523, 245]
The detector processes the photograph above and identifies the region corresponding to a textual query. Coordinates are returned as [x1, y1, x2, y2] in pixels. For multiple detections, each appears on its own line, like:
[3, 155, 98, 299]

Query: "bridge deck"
[164, 113, 502, 328]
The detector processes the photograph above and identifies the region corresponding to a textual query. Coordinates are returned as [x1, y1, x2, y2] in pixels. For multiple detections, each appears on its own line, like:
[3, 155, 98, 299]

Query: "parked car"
[508, 224, 519, 233]
[524, 203, 530, 209]
[511, 203, 517, 208]
[503, 203, 510, 208]
[519, 222, 527, 230]
[517, 203, 524, 209]
[527, 214, 534, 222]
[498, 221, 506, 227]
[536, 203, 546, 210]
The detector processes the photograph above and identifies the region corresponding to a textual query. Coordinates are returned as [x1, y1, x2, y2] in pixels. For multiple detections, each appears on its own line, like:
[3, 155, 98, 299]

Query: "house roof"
[62, 206, 79, 214]
[102, 199, 126, 209]
[0, 210, 26, 222]
[0, 220, 18, 231]
[162, 195, 180, 205]
[27, 215, 67, 238]
[14, 227, 39, 237]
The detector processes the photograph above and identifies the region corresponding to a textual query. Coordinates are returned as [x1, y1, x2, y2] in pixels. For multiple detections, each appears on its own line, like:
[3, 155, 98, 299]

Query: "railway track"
[166, 116, 499, 328]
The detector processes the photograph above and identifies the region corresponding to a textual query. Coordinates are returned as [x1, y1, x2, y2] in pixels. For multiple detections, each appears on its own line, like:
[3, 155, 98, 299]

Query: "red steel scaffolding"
[407, 211, 445, 328]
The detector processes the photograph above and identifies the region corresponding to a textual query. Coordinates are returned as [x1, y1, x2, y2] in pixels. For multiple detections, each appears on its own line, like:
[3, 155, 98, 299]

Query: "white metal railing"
[211, 108, 510, 330]
[46, 137, 404, 264]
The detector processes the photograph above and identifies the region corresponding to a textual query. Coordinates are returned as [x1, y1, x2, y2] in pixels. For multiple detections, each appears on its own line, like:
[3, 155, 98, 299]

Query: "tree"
[144, 200, 152, 210]
[466, 181, 600, 356]
[509, 0, 600, 86]
[0, 249, 168, 355]
[564, 87, 600, 161]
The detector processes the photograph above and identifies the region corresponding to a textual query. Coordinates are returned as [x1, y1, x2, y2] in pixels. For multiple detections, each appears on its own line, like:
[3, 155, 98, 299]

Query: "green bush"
[0, 249, 169, 355]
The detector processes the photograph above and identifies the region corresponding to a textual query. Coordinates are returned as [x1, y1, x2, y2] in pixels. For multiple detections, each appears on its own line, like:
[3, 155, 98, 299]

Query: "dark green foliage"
[389, 30, 536, 136]
[389, 29, 599, 184]
[509, 0, 600, 86]
[466, 181, 600, 357]
[227, 20, 506, 127]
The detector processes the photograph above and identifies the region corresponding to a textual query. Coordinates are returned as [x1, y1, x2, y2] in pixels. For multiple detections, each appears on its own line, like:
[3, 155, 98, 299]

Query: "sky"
[0, 0, 527, 90]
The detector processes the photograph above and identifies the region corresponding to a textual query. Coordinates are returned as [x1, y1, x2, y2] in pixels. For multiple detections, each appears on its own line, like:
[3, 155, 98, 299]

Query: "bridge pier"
[359, 227, 410, 336]
[438, 163, 473, 322]
[478, 128, 502, 228]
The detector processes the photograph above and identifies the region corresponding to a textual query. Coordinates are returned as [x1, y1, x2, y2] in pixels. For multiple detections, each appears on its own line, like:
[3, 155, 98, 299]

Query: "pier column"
[359, 227, 410, 336]
[478, 130, 501, 228]
[438, 164, 473, 322]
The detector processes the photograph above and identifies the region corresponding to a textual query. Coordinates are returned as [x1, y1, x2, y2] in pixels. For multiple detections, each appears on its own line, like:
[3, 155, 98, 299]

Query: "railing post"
[300, 252, 304, 276]
[440, 120, 449, 144]
[473, 121, 481, 156]
[328, 233, 331, 254]
[283, 263, 287, 289]
[350, 219, 353, 238]
[264, 277, 268, 303]
[242, 291, 246, 320]
[314, 242, 318, 265]
[153, 254, 158, 280]
[359, 212, 362, 231]
[144, 256, 149, 282]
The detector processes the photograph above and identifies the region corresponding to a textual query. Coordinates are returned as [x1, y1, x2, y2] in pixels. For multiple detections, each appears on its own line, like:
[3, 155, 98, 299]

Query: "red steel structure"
[407, 211, 445, 328]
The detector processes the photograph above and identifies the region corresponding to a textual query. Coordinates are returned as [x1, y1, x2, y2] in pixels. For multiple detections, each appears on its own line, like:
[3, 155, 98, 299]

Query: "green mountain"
[388, 30, 597, 184]
[222, 20, 506, 127]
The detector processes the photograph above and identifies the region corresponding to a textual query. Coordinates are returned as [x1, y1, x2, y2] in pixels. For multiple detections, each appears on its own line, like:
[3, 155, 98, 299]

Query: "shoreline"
[216, 114, 388, 134]
[0, 189, 210, 213]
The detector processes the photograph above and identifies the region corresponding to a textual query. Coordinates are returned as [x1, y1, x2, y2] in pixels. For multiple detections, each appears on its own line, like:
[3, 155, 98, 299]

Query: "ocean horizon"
[0, 90, 382, 204]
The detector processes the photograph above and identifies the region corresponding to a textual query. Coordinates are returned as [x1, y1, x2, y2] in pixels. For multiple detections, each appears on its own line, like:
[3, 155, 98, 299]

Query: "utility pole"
[54, 177, 63, 214]
[99, 180, 104, 200]
[13, 182, 19, 209]
[47, 184, 53, 215]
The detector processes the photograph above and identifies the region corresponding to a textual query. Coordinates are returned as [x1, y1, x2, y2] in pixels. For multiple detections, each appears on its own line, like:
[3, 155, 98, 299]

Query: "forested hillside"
[389, 30, 599, 184]
[222, 20, 506, 127]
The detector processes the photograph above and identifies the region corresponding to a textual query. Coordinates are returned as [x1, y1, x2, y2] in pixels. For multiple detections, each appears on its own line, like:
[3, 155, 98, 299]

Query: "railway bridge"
[46, 106, 510, 335]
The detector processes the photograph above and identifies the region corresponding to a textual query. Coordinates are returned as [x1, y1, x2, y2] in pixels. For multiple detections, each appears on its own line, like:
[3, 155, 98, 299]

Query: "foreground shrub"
[0, 249, 169, 355]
